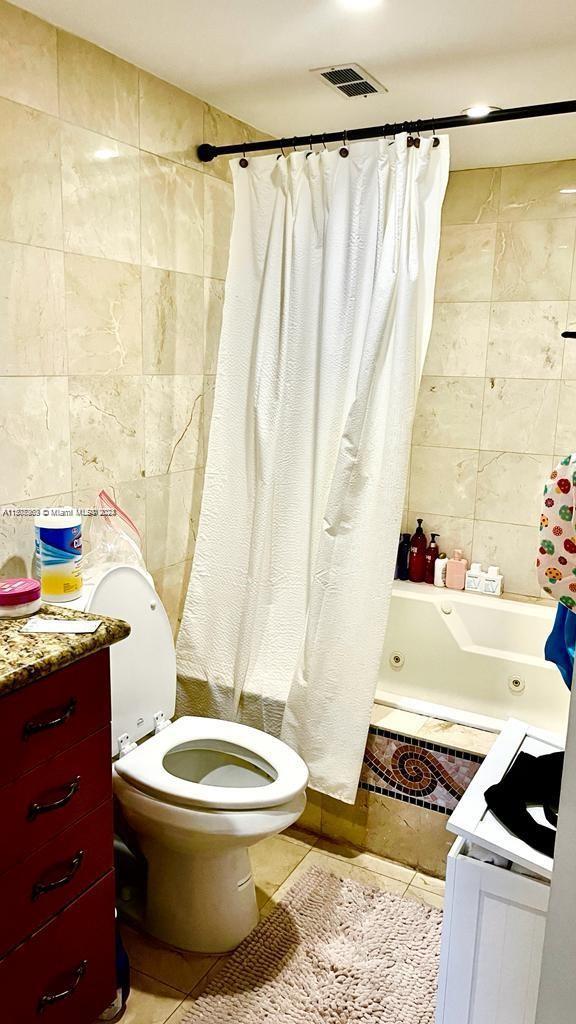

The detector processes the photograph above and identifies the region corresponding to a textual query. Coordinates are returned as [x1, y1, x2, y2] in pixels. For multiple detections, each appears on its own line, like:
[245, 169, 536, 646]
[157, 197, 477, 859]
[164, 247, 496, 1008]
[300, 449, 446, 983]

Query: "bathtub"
[376, 581, 570, 736]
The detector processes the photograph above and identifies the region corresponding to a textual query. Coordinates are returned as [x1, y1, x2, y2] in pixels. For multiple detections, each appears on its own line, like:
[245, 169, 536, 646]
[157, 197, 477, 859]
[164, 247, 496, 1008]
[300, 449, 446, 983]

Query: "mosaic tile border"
[361, 725, 485, 815]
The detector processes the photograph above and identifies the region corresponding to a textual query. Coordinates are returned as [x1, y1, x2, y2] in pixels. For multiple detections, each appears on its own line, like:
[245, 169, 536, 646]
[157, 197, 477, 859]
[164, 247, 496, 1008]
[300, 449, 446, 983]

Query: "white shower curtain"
[177, 135, 449, 802]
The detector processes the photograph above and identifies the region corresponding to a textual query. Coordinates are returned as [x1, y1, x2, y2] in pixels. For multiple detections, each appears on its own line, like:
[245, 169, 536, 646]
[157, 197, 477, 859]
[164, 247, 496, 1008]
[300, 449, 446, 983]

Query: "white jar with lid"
[0, 578, 41, 618]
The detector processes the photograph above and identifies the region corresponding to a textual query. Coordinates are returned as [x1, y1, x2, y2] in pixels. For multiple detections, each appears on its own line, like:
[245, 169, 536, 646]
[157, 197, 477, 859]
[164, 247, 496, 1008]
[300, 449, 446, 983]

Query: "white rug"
[182, 866, 443, 1023]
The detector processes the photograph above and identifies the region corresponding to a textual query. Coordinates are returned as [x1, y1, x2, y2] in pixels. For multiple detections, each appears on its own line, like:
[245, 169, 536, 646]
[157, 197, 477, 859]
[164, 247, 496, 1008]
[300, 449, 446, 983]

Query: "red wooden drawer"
[0, 800, 113, 957]
[0, 728, 111, 874]
[0, 870, 116, 1024]
[0, 649, 111, 786]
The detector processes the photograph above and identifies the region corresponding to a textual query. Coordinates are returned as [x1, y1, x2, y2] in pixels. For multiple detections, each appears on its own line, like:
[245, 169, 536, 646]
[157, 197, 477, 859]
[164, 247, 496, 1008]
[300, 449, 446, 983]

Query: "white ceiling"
[13, 0, 576, 169]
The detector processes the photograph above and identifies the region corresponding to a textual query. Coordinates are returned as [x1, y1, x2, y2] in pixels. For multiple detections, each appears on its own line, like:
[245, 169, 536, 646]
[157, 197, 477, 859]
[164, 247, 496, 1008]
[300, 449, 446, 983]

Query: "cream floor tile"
[250, 834, 309, 908]
[164, 960, 228, 1021]
[282, 825, 319, 848]
[314, 837, 416, 885]
[261, 847, 409, 920]
[120, 923, 217, 994]
[123, 970, 185, 1024]
[405, 884, 445, 911]
[412, 872, 446, 896]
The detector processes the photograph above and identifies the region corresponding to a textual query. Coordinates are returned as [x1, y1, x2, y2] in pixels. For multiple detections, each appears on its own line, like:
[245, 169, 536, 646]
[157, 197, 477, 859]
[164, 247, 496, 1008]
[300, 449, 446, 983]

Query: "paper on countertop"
[20, 618, 103, 635]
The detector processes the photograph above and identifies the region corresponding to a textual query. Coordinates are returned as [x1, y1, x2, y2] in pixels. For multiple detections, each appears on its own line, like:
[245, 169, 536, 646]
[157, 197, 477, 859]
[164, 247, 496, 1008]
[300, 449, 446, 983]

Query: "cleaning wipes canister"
[34, 508, 83, 602]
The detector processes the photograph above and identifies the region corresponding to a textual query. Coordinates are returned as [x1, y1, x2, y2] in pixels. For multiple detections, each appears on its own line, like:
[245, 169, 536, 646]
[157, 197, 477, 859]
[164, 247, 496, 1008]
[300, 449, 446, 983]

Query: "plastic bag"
[82, 490, 146, 577]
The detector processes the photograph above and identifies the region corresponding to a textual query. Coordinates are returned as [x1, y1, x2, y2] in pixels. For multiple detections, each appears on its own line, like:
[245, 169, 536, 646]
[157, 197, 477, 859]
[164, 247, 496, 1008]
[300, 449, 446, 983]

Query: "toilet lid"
[85, 565, 177, 753]
[114, 716, 309, 810]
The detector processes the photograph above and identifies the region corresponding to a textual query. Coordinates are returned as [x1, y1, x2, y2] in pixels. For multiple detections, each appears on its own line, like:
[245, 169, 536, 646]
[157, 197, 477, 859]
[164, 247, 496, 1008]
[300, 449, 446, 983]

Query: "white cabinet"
[437, 720, 563, 1024]
[437, 838, 549, 1024]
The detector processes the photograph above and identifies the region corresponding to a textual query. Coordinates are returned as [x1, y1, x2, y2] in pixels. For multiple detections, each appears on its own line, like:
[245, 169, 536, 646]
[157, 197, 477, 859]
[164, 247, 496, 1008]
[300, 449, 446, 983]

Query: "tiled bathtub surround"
[412, 163, 576, 598]
[0, 0, 267, 632]
[361, 727, 483, 815]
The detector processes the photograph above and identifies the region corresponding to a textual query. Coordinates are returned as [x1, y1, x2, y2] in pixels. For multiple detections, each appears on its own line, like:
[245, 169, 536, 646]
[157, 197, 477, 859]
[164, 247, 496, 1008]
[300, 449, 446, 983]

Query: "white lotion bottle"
[434, 554, 448, 587]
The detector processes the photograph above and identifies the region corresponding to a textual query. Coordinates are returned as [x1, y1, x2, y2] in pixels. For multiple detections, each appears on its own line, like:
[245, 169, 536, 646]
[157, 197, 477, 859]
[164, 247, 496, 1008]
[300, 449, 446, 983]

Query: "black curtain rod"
[197, 99, 576, 162]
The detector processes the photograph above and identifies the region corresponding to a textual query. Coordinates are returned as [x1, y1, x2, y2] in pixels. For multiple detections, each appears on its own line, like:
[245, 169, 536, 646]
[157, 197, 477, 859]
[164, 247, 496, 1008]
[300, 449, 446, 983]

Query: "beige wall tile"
[69, 375, 144, 489]
[58, 31, 138, 145]
[424, 302, 490, 377]
[0, 241, 65, 374]
[141, 153, 203, 274]
[435, 223, 496, 301]
[0, 97, 62, 247]
[473, 521, 540, 597]
[145, 469, 203, 571]
[203, 104, 268, 184]
[144, 375, 205, 476]
[139, 71, 203, 169]
[0, 377, 71, 502]
[296, 788, 323, 833]
[442, 167, 501, 225]
[204, 278, 225, 374]
[475, 452, 553, 526]
[65, 253, 142, 374]
[480, 378, 559, 454]
[413, 376, 484, 448]
[487, 301, 566, 379]
[202, 374, 216, 453]
[555, 380, 576, 454]
[203, 176, 234, 280]
[61, 124, 140, 263]
[142, 268, 204, 374]
[493, 220, 576, 300]
[321, 792, 368, 848]
[563, 303, 576, 378]
[250, 834, 308, 907]
[406, 510, 474, 562]
[409, 446, 479, 518]
[152, 559, 192, 635]
[500, 160, 576, 221]
[0, 0, 57, 114]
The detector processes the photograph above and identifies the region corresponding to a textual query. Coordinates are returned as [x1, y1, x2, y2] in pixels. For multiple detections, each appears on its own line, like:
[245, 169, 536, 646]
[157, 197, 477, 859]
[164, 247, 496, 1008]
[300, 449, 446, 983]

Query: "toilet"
[73, 564, 309, 953]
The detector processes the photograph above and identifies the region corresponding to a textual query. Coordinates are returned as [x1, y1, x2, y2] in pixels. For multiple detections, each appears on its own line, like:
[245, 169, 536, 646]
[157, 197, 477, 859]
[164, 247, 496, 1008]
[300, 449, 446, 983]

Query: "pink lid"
[0, 578, 41, 606]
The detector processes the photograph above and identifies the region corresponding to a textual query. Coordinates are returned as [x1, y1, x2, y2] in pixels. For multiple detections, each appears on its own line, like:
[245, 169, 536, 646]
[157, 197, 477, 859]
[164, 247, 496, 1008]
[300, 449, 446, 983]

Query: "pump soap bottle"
[408, 519, 427, 583]
[446, 549, 468, 590]
[424, 533, 440, 585]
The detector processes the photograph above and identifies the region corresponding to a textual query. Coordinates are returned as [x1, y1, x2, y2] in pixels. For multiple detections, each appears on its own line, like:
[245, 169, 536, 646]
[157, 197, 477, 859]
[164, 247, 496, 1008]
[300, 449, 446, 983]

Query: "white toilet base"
[142, 839, 259, 950]
[143, 840, 259, 953]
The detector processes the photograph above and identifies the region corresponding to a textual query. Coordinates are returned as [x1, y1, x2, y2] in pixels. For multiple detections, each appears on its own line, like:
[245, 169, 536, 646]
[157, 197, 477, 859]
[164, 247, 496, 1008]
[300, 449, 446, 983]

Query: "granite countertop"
[0, 604, 130, 697]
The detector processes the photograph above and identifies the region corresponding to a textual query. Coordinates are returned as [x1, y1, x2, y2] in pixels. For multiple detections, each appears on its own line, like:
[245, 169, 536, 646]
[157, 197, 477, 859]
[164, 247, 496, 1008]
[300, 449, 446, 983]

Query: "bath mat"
[181, 866, 442, 1024]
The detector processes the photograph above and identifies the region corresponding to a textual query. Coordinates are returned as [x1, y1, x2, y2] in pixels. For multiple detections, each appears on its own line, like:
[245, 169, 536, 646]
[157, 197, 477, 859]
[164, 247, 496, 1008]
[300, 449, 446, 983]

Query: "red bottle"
[408, 519, 427, 583]
[425, 532, 440, 585]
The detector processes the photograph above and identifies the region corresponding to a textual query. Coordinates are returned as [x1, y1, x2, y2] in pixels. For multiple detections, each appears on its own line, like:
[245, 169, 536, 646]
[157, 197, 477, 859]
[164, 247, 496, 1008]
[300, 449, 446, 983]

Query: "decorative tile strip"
[361, 725, 484, 814]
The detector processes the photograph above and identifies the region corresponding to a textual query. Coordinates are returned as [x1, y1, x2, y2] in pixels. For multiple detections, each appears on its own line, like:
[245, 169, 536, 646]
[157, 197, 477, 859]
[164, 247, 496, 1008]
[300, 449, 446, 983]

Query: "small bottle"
[465, 562, 485, 593]
[424, 533, 440, 584]
[483, 565, 503, 596]
[446, 549, 468, 590]
[434, 554, 448, 587]
[396, 533, 411, 581]
[409, 519, 427, 583]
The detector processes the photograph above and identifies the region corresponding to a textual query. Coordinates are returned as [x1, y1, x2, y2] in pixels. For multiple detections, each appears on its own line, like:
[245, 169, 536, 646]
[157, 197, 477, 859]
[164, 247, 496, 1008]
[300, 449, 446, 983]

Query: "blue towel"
[545, 603, 576, 690]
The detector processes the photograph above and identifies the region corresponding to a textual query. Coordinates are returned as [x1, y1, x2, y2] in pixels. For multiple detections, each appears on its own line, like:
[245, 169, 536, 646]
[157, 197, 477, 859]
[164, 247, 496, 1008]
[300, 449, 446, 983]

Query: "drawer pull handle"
[32, 850, 85, 900]
[37, 959, 87, 1014]
[23, 698, 77, 740]
[28, 776, 81, 820]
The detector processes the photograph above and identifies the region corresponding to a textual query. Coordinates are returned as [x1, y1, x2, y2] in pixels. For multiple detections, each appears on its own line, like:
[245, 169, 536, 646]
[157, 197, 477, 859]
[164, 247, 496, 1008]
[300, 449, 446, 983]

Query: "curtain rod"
[197, 99, 576, 162]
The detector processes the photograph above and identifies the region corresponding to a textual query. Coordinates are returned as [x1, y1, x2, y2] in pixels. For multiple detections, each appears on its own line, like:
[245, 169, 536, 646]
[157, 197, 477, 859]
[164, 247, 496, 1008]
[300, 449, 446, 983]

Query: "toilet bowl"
[72, 564, 309, 953]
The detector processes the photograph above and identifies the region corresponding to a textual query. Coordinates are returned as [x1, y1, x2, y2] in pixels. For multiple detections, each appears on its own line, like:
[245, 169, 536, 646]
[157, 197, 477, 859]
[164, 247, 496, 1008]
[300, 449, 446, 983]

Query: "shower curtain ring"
[277, 140, 287, 160]
[321, 134, 327, 151]
[431, 120, 440, 147]
[239, 145, 249, 168]
[339, 130, 349, 158]
[306, 134, 314, 158]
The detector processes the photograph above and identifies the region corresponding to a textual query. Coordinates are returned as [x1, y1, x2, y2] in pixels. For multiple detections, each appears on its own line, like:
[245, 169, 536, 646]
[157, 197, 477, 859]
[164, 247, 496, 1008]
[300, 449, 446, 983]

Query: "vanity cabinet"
[0, 644, 118, 1024]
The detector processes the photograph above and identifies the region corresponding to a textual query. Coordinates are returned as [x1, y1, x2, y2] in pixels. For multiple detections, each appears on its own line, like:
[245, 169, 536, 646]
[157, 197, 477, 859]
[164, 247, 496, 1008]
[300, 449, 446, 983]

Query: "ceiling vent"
[311, 63, 387, 99]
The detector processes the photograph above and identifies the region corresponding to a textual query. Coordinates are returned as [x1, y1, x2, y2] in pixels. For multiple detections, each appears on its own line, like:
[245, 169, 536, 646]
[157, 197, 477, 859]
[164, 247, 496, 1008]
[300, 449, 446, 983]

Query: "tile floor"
[119, 828, 444, 1023]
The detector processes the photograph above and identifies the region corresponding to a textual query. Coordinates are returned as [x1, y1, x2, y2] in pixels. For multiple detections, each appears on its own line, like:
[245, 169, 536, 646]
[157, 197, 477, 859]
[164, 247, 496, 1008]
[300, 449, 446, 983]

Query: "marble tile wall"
[412, 162, 576, 597]
[0, 0, 267, 631]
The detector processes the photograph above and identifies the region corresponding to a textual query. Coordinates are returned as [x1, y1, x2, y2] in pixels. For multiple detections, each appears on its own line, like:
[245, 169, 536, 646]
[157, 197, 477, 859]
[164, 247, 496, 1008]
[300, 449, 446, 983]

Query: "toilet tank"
[70, 565, 177, 756]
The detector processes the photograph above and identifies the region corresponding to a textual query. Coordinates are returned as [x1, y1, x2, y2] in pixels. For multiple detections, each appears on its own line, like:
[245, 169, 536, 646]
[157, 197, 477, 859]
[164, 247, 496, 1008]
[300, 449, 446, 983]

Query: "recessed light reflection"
[462, 104, 501, 119]
[94, 147, 118, 161]
[340, 0, 382, 10]
[560, 188, 576, 194]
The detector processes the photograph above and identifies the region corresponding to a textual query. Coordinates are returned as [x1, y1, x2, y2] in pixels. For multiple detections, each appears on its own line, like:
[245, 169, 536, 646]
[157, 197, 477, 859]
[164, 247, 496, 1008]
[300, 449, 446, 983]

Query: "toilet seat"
[114, 716, 309, 811]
